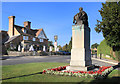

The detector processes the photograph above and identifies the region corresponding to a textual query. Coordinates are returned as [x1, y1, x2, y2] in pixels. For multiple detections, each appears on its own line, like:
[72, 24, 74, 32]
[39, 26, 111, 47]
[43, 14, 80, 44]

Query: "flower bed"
[42, 65, 114, 79]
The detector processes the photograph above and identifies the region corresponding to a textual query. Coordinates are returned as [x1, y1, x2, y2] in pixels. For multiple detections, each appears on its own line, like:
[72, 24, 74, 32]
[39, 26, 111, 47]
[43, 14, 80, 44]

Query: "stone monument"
[68, 7, 92, 71]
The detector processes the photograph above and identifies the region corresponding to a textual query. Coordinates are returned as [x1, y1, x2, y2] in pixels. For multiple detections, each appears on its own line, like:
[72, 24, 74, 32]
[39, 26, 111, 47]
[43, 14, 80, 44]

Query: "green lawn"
[1, 62, 120, 83]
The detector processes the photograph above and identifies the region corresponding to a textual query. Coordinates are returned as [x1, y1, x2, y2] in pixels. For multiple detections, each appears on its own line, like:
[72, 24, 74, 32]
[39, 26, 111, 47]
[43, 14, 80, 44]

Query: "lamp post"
[54, 35, 58, 52]
[54, 35, 58, 42]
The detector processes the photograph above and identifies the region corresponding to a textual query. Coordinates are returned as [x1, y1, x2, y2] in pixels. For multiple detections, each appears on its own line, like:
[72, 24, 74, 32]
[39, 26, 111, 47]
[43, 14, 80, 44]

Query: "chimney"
[24, 21, 31, 29]
[8, 16, 15, 37]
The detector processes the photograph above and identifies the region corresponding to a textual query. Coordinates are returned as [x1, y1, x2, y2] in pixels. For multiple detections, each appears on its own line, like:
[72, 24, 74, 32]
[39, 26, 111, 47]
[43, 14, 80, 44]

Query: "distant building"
[0, 30, 9, 55]
[4, 16, 49, 52]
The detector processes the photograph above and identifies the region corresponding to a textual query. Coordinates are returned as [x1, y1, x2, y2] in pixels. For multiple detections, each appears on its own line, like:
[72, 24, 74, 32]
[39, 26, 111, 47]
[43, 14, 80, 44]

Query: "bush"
[115, 51, 120, 61]
[97, 39, 120, 61]
[38, 51, 48, 56]
[97, 39, 112, 57]
[92, 50, 97, 54]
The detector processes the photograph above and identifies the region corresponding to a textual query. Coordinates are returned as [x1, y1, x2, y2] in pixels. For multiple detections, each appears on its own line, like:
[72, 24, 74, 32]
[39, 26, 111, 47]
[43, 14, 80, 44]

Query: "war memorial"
[68, 7, 93, 71]
[42, 7, 114, 79]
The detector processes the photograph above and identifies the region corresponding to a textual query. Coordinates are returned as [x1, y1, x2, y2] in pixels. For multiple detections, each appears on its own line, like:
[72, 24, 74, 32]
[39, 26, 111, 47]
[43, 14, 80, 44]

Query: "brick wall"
[8, 16, 15, 37]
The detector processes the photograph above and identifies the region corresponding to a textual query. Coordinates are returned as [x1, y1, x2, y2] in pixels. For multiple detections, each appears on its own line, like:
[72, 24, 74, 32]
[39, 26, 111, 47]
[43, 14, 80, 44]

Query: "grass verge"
[2, 62, 120, 83]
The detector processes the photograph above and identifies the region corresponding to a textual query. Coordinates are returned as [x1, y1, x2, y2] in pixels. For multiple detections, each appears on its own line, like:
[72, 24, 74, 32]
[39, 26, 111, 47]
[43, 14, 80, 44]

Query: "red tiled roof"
[14, 25, 48, 39]
[36, 28, 43, 37]
[5, 35, 20, 44]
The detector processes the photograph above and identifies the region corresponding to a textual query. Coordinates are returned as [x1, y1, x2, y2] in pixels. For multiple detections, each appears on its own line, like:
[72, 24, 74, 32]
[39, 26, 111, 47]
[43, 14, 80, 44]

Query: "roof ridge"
[37, 28, 43, 30]
[14, 25, 24, 28]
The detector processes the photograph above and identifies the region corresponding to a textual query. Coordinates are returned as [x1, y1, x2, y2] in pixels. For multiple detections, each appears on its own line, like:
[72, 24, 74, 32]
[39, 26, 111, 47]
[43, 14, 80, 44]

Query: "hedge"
[97, 39, 112, 57]
[97, 39, 120, 61]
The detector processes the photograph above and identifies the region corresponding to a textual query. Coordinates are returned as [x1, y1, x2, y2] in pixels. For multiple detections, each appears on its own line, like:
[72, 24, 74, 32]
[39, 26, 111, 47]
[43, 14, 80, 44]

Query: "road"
[2, 55, 115, 67]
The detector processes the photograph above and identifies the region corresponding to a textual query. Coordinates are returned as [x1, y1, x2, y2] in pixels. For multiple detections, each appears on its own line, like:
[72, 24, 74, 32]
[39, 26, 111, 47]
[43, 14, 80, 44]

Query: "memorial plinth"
[68, 24, 92, 71]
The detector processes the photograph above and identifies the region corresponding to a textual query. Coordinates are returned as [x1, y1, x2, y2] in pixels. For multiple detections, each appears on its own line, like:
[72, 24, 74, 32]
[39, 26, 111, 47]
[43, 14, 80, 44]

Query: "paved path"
[2, 55, 118, 67]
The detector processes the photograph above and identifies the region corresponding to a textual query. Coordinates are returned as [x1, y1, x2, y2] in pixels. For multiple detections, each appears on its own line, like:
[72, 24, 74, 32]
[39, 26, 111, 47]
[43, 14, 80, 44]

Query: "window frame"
[40, 38, 43, 42]
[33, 37, 36, 41]
[23, 36, 28, 40]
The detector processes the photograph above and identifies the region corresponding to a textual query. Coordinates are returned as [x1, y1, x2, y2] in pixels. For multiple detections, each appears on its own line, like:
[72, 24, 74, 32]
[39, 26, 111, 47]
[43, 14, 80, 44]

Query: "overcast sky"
[2, 2, 104, 46]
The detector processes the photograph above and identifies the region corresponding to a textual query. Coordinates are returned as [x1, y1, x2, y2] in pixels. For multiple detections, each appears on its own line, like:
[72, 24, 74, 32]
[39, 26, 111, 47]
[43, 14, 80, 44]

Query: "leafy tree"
[48, 41, 54, 47]
[58, 45, 62, 51]
[91, 43, 99, 49]
[95, 2, 120, 51]
[68, 37, 72, 52]
[62, 44, 69, 52]
[48, 41, 54, 52]
[62, 37, 72, 52]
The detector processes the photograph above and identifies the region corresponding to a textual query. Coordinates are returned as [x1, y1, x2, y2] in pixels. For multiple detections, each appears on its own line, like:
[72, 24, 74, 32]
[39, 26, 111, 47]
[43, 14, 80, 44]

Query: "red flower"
[70, 71, 75, 73]
[43, 70, 46, 73]
[107, 66, 111, 68]
[66, 71, 69, 73]
[102, 66, 105, 68]
[84, 72, 87, 73]
[72, 71, 75, 74]
[51, 69, 54, 71]
[88, 71, 91, 74]
[90, 71, 94, 74]
[62, 67, 65, 70]
[98, 72, 102, 75]
[102, 69, 105, 72]
[80, 71, 84, 73]
[64, 71, 69, 73]
[97, 70, 100, 72]
[63, 66, 66, 69]
[58, 67, 62, 70]
[94, 71, 97, 74]
[58, 67, 61, 69]
[64, 66, 66, 68]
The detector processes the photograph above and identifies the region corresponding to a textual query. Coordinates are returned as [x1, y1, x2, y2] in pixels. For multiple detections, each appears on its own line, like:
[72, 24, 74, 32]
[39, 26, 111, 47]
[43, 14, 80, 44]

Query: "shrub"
[97, 39, 112, 57]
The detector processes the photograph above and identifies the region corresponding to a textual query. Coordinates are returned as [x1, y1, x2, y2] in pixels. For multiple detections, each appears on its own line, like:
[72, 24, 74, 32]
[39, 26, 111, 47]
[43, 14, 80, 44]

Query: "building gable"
[38, 30, 47, 39]
[14, 25, 24, 34]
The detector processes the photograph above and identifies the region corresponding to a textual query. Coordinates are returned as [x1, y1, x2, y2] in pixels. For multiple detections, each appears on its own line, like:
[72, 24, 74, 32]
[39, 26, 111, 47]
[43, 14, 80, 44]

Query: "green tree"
[48, 41, 54, 47]
[58, 45, 62, 51]
[62, 37, 72, 52]
[91, 43, 99, 49]
[95, 2, 120, 51]
[68, 37, 72, 52]
[48, 41, 54, 52]
[62, 44, 69, 52]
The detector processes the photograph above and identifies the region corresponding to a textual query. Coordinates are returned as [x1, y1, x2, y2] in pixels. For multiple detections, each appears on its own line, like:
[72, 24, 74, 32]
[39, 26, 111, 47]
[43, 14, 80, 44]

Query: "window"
[40, 39, 43, 42]
[24, 29, 27, 33]
[23, 36, 28, 40]
[38, 31, 46, 39]
[33, 38, 35, 41]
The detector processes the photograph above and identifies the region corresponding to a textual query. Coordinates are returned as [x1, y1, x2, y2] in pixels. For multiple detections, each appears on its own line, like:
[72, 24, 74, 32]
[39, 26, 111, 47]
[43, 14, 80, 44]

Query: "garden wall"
[7, 51, 49, 56]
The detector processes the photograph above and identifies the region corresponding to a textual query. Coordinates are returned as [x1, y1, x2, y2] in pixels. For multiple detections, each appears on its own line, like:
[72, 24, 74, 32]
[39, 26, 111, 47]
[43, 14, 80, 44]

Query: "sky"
[2, 2, 104, 47]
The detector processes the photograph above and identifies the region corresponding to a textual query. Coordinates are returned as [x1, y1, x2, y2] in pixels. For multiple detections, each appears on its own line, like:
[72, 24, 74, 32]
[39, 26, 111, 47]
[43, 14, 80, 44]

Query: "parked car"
[58, 51, 71, 55]
[65, 52, 71, 55]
